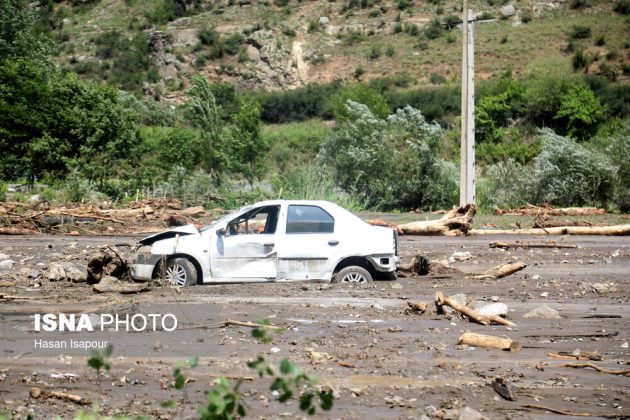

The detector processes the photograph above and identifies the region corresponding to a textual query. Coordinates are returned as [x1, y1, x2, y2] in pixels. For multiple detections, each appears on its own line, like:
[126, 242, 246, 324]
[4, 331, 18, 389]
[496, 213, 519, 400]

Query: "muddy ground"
[0, 233, 629, 419]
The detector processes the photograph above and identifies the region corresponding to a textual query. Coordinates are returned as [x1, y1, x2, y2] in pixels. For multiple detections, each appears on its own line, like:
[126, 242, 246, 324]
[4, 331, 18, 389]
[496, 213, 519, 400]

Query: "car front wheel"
[163, 257, 197, 286]
[336, 266, 373, 283]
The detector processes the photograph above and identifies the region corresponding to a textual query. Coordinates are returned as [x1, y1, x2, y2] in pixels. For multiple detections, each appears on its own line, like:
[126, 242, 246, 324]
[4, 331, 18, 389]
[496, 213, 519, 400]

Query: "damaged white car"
[130, 200, 398, 286]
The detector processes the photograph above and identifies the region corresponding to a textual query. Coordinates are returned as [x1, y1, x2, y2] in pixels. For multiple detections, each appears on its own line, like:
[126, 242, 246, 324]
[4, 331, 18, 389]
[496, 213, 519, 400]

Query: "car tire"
[163, 257, 197, 286]
[336, 266, 373, 283]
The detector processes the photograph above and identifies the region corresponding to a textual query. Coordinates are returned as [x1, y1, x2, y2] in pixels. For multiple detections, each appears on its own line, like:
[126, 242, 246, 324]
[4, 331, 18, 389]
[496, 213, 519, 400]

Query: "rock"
[475, 302, 508, 317]
[491, 296, 500, 302]
[66, 266, 87, 283]
[591, 283, 609, 294]
[491, 377, 518, 401]
[319, 16, 330, 26]
[0, 259, 15, 269]
[92, 276, 149, 294]
[0, 253, 10, 260]
[43, 262, 66, 281]
[523, 305, 561, 319]
[425, 405, 439, 416]
[621, 342, 628, 348]
[500, 4, 516, 17]
[391, 282, 403, 289]
[458, 406, 484, 420]
[450, 251, 472, 262]
[531, 274, 541, 280]
[87, 247, 126, 284]
[168, 17, 191, 27]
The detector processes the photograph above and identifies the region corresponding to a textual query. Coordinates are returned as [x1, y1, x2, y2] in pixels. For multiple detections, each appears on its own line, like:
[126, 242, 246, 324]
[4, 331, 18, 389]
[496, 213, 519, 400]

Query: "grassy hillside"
[47, 0, 630, 97]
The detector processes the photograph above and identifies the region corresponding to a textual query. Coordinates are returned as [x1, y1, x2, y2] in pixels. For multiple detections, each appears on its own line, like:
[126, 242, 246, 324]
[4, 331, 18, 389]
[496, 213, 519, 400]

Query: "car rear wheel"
[336, 266, 373, 283]
[164, 257, 197, 286]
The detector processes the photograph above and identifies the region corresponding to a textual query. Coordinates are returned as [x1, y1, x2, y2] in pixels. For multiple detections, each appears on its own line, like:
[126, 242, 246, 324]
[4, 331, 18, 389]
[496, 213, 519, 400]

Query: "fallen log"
[470, 224, 630, 236]
[495, 204, 606, 216]
[533, 219, 594, 228]
[208, 373, 255, 381]
[222, 319, 282, 330]
[489, 241, 577, 250]
[181, 206, 205, 218]
[436, 292, 516, 326]
[468, 261, 527, 280]
[458, 332, 521, 351]
[0, 227, 40, 235]
[522, 404, 626, 418]
[397, 204, 476, 236]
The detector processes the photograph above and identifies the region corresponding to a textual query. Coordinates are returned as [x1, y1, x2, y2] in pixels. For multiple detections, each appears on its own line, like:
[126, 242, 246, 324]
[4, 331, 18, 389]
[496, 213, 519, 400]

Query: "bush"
[326, 84, 390, 121]
[257, 81, 342, 123]
[443, 14, 462, 30]
[0, 180, 7, 201]
[572, 49, 590, 70]
[429, 73, 446, 84]
[317, 102, 457, 210]
[367, 46, 381, 60]
[199, 26, 220, 46]
[569, 25, 591, 40]
[424, 19, 444, 39]
[570, 0, 590, 9]
[613, 0, 630, 15]
[385, 45, 395, 56]
[477, 159, 533, 209]
[532, 129, 615, 206]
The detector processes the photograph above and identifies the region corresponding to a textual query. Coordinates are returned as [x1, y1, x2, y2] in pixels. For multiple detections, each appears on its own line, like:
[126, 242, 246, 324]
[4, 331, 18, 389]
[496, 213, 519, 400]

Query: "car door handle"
[264, 243, 275, 247]
[328, 240, 339, 246]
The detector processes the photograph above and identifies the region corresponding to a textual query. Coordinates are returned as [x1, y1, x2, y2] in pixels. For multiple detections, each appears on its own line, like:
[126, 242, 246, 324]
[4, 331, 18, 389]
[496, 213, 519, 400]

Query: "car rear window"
[286, 205, 334, 234]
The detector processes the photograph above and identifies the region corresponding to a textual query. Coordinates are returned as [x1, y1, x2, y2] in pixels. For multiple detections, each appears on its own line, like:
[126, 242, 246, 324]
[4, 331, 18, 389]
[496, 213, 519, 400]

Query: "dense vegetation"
[1, 0, 629, 212]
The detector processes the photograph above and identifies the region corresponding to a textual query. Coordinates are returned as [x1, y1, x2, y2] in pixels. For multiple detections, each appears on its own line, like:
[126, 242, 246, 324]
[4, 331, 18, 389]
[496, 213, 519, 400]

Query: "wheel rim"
[166, 264, 187, 286]
[341, 271, 367, 283]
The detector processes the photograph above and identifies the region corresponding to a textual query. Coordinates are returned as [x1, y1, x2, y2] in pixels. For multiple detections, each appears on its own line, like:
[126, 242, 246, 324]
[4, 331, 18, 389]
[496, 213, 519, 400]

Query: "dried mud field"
[0, 233, 629, 419]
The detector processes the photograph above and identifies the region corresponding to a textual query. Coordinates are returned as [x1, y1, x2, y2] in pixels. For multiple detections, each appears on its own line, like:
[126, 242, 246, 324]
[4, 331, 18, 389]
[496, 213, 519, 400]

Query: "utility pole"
[459, 3, 475, 206]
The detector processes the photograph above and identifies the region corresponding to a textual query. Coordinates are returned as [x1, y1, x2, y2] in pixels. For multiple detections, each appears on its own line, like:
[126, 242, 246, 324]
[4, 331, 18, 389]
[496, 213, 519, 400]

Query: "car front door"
[209, 205, 280, 281]
[276, 204, 340, 281]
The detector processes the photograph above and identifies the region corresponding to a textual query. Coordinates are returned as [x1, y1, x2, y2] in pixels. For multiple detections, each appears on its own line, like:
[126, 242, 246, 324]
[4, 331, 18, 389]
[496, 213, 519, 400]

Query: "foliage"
[591, 119, 630, 211]
[532, 129, 615, 206]
[424, 19, 444, 39]
[569, 25, 591, 40]
[198, 377, 246, 420]
[553, 84, 605, 140]
[477, 159, 533, 210]
[0, 181, 6, 202]
[326, 84, 390, 121]
[87, 343, 114, 374]
[613, 0, 630, 15]
[384, 84, 460, 124]
[318, 101, 457, 210]
[0, 0, 53, 65]
[257, 81, 341, 123]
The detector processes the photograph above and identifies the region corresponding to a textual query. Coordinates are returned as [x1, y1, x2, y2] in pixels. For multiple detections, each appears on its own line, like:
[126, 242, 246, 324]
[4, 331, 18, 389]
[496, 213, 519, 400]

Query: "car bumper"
[130, 263, 155, 281]
[367, 255, 398, 272]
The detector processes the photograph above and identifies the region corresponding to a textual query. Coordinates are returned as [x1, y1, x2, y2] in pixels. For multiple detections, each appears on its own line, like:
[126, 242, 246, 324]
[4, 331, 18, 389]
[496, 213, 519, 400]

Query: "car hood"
[139, 224, 199, 246]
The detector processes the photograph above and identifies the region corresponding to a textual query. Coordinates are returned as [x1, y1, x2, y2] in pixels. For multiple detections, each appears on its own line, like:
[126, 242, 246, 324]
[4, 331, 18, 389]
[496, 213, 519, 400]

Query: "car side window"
[286, 205, 334, 234]
[226, 205, 280, 235]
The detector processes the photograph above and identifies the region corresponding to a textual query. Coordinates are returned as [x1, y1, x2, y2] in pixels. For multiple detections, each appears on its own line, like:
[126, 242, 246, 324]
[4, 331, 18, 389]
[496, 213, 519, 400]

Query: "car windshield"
[199, 204, 256, 232]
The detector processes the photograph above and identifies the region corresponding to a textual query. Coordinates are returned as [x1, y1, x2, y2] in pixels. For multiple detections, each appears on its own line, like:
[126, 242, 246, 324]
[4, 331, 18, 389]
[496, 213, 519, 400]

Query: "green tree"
[553, 84, 605, 141]
[326, 84, 390, 121]
[0, 0, 53, 65]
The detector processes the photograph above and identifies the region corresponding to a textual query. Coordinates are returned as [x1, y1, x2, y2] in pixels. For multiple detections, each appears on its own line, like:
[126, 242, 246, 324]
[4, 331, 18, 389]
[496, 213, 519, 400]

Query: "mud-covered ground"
[0, 233, 629, 419]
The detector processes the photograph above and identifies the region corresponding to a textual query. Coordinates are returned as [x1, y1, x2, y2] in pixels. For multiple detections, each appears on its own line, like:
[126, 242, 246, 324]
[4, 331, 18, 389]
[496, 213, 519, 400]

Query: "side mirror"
[216, 228, 226, 237]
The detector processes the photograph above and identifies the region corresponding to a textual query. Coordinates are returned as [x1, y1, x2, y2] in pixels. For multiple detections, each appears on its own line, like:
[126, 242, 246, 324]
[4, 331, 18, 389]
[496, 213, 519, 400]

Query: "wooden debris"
[436, 292, 516, 326]
[396, 255, 430, 275]
[495, 204, 605, 216]
[0, 295, 39, 300]
[0, 227, 40, 235]
[396, 204, 476, 236]
[208, 374, 254, 381]
[559, 362, 630, 376]
[469, 261, 527, 280]
[30, 387, 91, 405]
[0, 280, 17, 287]
[222, 319, 282, 330]
[458, 332, 521, 352]
[549, 350, 602, 361]
[533, 219, 594, 228]
[470, 224, 630, 236]
[489, 241, 577, 250]
[522, 404, 627, 418]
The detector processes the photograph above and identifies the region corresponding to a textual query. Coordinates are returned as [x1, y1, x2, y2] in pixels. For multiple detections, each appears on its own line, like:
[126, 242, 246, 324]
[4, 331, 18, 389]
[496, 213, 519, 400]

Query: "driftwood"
[522, 404, 626, 418]
[495, 204, 606, 216]
[490, 241, 576, 250]
[468, 261, 527, 280]
[0, 227, 40, 235]
[222, 319, 282, 330]
[470, 224, 630, 236]
[458, 332, 521, 351]
[406, 301, 429, 314]
[533, 219, 594, 228]
[395, 205, 476, 236]
[436, 292, 516, 326]
[30, 387, 91, 405]
[559, 362, 630, 376]
[208, 373, 255, 381]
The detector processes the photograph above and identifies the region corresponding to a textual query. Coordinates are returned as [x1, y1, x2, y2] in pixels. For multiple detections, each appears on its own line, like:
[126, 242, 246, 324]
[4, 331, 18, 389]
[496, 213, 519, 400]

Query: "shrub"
[369, 9, 381, 17]
[424, 19, 444, 39]
[595, 35, 606, 46]
[443, 14, 462, 30]
[223, 33, 245, 55]
[385, 45, 395, 56]
[613, 0, 630, 15]
[477, 159, 533, 209]
[367, 45, 381, 59]
[569, 25, 591, 40]
[199, 26, 220, 46]
[478, 11, 494, 20]
[0, 181, 7, 201]
[317, 102, 457, 210]
[429, 73, 446, 84]
[532, 129, 615, 207]
[572, 49, 590, 70]
[570, 0, 590, 9]
[326, 84, 390, 120]
[354, 66, 365, 79]
[520, 11, 532, 23]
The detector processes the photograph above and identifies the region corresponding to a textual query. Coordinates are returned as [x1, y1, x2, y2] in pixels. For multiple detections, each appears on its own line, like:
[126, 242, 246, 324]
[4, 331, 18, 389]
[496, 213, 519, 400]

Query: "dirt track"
[1, 234, 629, 419]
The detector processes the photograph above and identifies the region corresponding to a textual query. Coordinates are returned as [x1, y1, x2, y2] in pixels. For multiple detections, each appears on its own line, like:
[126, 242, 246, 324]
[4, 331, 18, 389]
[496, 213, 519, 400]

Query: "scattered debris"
[547, 350, 602, 361]
[558, 362, 630, 376]
[474, 302, 508, 318]
[308, 351, 333, 364]
[471, 225, 630, 236]
[491, 377, 518, 401]
[92, 276, 149, 294]
[222, 319, 282, 330]
[397, 204, 476, 236]
[458, 332, 521, 352]
[406, 301, 429, 314]
[208, 373, 255, 381]
[396, 255, 430, 275]
[522, 404, 626, 417]
[87, 246, 127, 284]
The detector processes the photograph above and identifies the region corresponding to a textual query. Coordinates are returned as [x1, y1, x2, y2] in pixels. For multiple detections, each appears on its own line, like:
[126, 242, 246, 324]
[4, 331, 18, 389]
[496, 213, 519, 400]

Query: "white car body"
[130, 200, 398, 284]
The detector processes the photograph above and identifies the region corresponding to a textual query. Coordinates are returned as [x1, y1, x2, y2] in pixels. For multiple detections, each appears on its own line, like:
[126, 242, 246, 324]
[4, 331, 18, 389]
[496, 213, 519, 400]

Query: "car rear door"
[276, 204, 340, 281]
